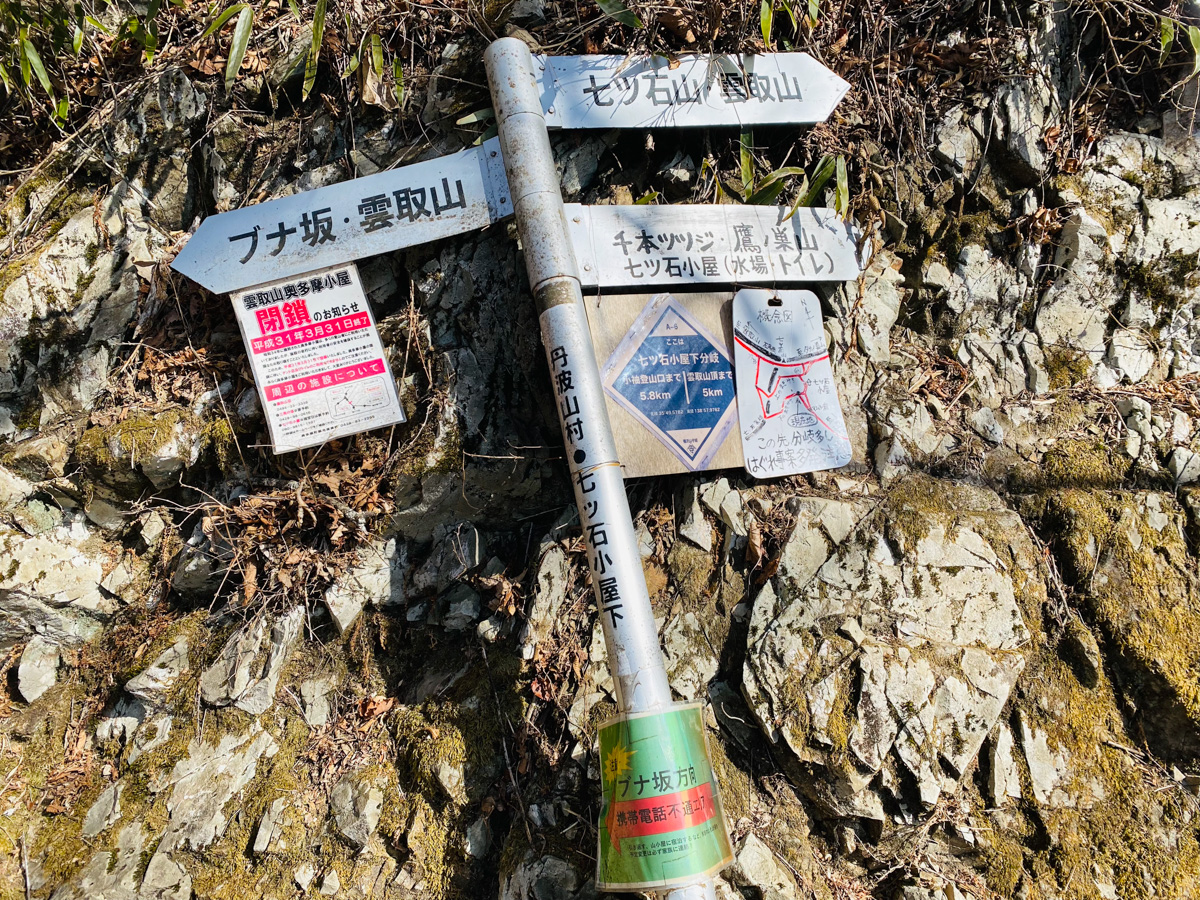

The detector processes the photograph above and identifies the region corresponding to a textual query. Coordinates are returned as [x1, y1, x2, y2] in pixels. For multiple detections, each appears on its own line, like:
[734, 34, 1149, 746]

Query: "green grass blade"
[834, 154, 848, 217]
[761, 0, 773, 47]
[596, 0, 643, 28]
[393, 58, 404, 105]
[21, 40, 52, 94]
[1190, 24, 1200, 76]
[740, 129, 755, 193]
[201, 3, 246, 40]
[1161, 17, 1176, 65]
[303, 0, 326, 100]
[225, 6, 253, 91]
[370, 33, 383, 76]
[797, 154, 835, 207]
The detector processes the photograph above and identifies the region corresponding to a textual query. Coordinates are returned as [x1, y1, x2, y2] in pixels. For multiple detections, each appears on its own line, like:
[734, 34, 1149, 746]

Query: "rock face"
[198, 607, 304, 714]
[5, 7, 1200, 900]
[744, 479, 1036, 817]
[1, 523, 116, 650]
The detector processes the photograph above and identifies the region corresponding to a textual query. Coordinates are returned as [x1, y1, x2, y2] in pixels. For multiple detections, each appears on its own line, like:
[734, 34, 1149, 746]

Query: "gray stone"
[743, 482, 1032, 815]
[988, 724, 1021, 806]
[435, 757, 467, 805]
[1034, 208, 1116, 361]
[171, 522, 234, 598]
[124, 637, 189, 703]
[253, 797, 299, 855]
[138, 420, 205, 489]
[157, 725, 279, 851]
[728, 833, 798, 900]
[520, 544, 572, 659]
[1018, 711, 1072, 808]
[499, 854, 581, 900]
[99, 552, 146, 602]
[442, 584, 482, 630]
[81, 780, 123, 839]
[128, 713, 173, 764]
[0, 185, 147, 422]
[267, 25, 313, 88]
[1168, 448, 1200, 484]
[659, 150, 696, 199]
[330, 773, 384, 850]
[138, 510, 168, 549]
[323, 538, 407, 633]
[295, 862, 317, 890]
[320, 868, 341, 896]
[96, 695, 147, 745]
[855, 251, 904, 364]
[662, 612, 719, 700]
[58, 823, 145, 899]
[1019, 332, 1050, 393]
[507, 0, 546, 25]
[933, 105, 982, 174]
[17, 634, 60, 702]
[14, 499, 61, 535]
[718, 489, 748, 537]
[1, 525, 115, 650]
[699, 477, 732, 517]
[464, 817, 492, 859]
[0, 465, 34, 509]
[199, 606, 304, 714]
[300, 675, 338, 728]
[969, 406, 1006, 444]
[1107, 328, 1156, 383]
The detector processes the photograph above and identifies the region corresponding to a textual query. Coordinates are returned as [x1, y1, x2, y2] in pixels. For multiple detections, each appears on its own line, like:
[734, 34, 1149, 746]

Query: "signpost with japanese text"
[230, 263, 404, 453]
[592, 292, 741, 477]
[538, 53, 849, 129]
[567, 204, 862, 289]
[173, 138, 512, 295]
[172, 40, 864, 898]
[733, 288, 851, 477]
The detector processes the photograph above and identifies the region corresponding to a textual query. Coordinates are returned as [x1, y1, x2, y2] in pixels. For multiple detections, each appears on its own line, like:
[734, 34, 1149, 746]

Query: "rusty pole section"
[484, 37, 718, 900]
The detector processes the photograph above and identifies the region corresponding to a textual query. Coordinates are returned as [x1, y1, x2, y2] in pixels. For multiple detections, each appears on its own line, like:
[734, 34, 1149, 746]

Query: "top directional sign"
[536, 53, 849, 129]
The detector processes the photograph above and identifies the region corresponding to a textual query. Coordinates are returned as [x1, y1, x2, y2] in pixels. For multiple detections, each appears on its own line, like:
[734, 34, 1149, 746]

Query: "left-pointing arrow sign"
[171, 137, 512, 295]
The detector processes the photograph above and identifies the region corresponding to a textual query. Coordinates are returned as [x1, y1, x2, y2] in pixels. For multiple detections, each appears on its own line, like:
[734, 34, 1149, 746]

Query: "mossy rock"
[1024, 489, 1200, 759]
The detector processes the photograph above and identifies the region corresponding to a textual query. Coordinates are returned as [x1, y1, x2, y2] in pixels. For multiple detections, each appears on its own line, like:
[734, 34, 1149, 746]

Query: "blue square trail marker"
[601, 294, 738, 472]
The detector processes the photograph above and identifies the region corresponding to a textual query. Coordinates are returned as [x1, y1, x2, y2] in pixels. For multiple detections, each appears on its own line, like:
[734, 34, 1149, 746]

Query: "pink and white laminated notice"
[230, 262, 405, 453]
[733, 288, 851, 478]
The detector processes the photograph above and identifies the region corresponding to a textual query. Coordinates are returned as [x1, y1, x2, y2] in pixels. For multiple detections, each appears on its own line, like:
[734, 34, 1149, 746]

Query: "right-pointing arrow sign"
[537, 53, 850, 129]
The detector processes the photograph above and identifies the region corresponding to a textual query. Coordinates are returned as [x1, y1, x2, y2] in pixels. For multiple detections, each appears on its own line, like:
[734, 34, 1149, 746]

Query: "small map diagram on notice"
[327, 378, 389, 420]
[732, 289, 851, 478]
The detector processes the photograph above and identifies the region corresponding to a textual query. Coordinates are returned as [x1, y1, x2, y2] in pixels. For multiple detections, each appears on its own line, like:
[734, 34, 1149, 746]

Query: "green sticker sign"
[596, 703, 734, 891]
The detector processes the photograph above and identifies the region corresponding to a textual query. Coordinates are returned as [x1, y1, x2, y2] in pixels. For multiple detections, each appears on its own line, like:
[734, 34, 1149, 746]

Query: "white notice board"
[230, 263, 405, 453]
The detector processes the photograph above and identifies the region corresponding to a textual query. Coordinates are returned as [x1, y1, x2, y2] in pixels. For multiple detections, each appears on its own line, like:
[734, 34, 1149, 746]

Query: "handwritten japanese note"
[231, 263, 404, 453]
[733, 289, 851, 477]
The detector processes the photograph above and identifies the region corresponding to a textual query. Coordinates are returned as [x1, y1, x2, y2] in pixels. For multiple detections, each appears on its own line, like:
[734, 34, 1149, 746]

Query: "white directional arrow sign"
[170, 54, 857, 295]
[536, 53, 849, 129]
[172, 138, 511, 295]
[566, 204, 862, 288]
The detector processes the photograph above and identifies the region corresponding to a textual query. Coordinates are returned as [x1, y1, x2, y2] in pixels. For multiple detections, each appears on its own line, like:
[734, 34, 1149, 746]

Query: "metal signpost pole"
[485, 37, 717, 900]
